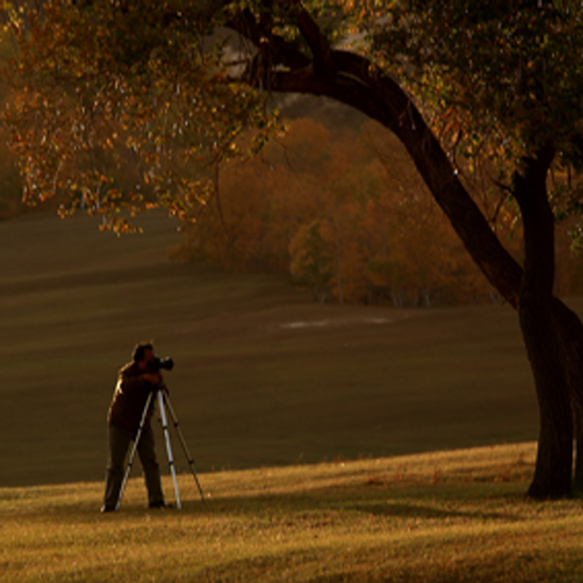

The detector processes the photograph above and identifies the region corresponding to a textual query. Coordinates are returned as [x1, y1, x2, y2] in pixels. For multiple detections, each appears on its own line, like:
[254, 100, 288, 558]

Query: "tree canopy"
[4, 0, 278, 230]
[6, 1, 583, 238]
[369, 1, 583, 235]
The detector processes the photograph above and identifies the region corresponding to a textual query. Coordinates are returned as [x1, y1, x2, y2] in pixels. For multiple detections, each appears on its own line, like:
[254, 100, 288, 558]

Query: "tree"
[4, 0, 583, 497]
[290, 219, 334, 302]
[359, 1, 583, 498]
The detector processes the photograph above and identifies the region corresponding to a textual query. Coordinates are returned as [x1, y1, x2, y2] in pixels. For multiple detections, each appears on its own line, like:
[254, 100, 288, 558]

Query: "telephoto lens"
[147, 356, 174, 372]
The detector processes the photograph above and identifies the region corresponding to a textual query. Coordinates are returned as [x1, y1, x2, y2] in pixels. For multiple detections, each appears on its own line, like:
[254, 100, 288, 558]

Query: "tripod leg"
[162, 390, 207, 506]
[157, 390, 182, 509]
[115, 390, 154, 511]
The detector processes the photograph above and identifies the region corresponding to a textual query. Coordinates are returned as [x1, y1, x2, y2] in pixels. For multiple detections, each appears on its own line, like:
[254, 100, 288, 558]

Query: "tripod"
[115, 384, 207, 510]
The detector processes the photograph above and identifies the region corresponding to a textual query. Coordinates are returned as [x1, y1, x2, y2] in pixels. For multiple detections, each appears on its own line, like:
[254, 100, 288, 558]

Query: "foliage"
[172, 117, 498, 305]
[3, 0, 278, 232]
[3, 1, 583, 242]
[4, 1, 583, 256]
[364, 0, 583, 239]
[4, 0, 583, 259]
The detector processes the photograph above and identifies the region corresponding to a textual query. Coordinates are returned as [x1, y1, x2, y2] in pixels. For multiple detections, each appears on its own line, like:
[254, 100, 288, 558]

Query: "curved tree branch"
[229, 8, 524, 306]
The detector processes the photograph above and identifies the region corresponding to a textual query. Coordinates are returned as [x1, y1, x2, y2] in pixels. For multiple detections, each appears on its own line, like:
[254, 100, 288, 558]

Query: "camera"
[147, 356, 174, 372]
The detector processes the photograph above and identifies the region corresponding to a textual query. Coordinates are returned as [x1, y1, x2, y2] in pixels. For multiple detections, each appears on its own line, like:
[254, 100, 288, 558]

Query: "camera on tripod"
[116, 355, 206, 510]
[147, 356, 174, 372]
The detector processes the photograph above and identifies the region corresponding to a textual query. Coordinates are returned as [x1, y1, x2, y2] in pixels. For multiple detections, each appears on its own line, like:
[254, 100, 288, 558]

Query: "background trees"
[172, 116, 506, 306]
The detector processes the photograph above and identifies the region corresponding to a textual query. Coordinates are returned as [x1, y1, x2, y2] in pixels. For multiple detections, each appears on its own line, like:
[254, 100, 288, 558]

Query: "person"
[101, 342, 170, 512]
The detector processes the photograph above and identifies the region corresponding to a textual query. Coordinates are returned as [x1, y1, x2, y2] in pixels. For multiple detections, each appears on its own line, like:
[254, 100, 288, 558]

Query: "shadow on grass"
[24, 470, 529, 526]
[170, 480, 526, 525]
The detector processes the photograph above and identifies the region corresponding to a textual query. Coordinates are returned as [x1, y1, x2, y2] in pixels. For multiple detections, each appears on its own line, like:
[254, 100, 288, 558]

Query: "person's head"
[132, 342, 155, 370]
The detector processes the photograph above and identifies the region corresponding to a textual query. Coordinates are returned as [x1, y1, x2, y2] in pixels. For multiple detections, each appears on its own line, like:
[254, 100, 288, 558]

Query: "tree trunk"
[251, 27, 583, 496]
[552, 297, 583, 491]
[343, 77, 581, 497]
[514, 146, 573, 498]
[324, 72, 581, 497]
[520, 296, 573, 498]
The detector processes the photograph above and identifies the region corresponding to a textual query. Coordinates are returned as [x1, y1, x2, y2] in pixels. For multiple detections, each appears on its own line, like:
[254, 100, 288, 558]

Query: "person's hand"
[143, 372, 163, 385]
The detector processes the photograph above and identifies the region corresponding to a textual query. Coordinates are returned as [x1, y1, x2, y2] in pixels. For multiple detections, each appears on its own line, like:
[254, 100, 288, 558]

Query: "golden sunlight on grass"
[2, 443, 583, 582]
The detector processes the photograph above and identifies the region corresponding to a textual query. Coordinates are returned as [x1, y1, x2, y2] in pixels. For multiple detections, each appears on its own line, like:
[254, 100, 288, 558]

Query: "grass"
[2, 443, 583, 582]
[2, 212, 583, 581]
[0, 211, 549, 487]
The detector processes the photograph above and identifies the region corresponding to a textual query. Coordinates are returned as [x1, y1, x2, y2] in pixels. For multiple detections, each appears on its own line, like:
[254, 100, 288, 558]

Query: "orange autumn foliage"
[171, 117, 583, 306]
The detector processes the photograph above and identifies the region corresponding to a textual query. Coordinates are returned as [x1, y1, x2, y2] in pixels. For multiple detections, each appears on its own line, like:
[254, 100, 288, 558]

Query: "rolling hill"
[0, 210, 547, 487]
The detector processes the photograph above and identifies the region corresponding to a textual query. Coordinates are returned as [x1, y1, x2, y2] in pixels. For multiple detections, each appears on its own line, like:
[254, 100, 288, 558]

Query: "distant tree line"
[170, 117, 583, 307]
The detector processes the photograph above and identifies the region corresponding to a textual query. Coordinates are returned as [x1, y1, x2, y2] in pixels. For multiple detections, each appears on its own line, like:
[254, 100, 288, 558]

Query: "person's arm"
[119, 368, 163, 394]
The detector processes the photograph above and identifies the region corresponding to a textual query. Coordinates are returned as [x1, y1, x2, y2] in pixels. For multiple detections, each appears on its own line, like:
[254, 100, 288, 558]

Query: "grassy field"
[3, 443, 583, 582]
[3, 211, 583, 581]
[0, 210, 552, 487]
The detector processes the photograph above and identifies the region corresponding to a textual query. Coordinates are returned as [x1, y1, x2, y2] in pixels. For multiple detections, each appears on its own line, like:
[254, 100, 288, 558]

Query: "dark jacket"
[107, 361, 156, 435]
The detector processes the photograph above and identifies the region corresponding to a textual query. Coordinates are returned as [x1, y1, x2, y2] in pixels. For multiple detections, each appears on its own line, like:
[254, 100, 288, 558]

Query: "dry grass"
[2, 443, 583, 582]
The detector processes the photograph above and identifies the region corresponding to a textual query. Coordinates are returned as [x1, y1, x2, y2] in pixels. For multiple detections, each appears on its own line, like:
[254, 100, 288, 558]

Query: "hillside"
[0, 211, 551, 487]
[3, 443, 583, 582]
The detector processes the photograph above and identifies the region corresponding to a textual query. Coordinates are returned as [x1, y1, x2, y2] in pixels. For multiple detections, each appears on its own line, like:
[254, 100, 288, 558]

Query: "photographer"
[101, 342, 170, 512]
